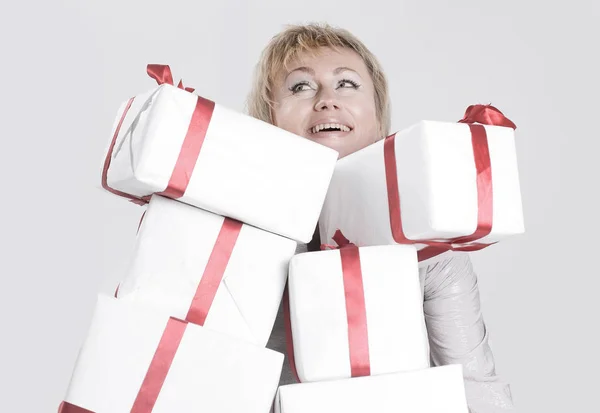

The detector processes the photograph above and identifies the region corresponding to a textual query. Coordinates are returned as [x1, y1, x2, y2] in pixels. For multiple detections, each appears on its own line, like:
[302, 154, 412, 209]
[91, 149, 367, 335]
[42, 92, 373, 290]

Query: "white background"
[1, 0, 598, 411]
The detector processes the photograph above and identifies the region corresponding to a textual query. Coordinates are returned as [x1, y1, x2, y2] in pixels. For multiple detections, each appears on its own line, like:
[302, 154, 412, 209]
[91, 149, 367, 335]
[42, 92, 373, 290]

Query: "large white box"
[115, 194, 297, 347]
[60, 295, 283, 413]
[102, 84, 339, 243]
[319, 121, 525, 259]
[274, 364, 468, 413]
[287, 244, 429, 382]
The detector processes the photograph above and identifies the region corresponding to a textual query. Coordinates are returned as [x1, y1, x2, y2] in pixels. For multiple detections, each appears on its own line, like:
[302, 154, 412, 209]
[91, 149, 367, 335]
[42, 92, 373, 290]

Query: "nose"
[314, 88, 341, 111]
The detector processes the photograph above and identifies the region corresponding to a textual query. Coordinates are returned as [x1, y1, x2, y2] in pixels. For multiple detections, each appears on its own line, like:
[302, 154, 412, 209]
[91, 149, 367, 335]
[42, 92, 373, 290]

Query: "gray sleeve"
[422, 253, 517, 412]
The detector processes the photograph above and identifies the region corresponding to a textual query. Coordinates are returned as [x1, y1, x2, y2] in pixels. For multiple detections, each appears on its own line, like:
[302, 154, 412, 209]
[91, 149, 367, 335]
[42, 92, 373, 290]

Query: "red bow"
[147, 64, 195, 93]
[458, 104, 516, 129]
[320, 229, 355, 250]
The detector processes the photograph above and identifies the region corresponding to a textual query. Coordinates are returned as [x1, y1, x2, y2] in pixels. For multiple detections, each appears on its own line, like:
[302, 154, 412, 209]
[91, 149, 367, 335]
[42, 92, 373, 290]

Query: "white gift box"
[103, 83, 339, 243]
[319, 121, 525, 259]
[274, 365, 468, 413]
[287, 244, 430, 383]
[61, 295, 283, 413]
[115, 194, 297, 347]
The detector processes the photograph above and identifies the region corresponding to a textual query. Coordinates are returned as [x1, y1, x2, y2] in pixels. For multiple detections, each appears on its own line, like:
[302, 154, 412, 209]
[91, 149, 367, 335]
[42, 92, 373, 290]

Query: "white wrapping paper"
[287, 244, 430, 383]
[274, 365, 468, 413]
[103, 84, 338, 243]
[319, 121, 525, 256]
[116, 195, 297, 347]
[62, 295, 283, 413]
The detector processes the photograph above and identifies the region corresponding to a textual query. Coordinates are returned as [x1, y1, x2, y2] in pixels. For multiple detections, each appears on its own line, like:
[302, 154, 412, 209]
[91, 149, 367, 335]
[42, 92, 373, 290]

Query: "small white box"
[274, 365, 468, 413]
[116, 194, 297, 347]
[287, 244, 429, 382]
[61, 295, 283, 413]
[103, 84, 339, 243]
[319, 121, 524, 259]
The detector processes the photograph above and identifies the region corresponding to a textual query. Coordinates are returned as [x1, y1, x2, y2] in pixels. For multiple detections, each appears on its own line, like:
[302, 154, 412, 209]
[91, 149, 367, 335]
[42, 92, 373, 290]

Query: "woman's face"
[271, 47, 379, 159]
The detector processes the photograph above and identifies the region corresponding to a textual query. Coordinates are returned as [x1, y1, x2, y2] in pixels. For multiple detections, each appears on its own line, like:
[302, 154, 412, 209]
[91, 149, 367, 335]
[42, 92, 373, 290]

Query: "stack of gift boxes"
[58, 64, 524, 413]
[278, 107, 524, 412]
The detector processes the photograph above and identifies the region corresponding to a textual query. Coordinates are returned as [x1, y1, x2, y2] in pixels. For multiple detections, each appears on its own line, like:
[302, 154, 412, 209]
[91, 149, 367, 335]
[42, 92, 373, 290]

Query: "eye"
[338, 78, 361, 89]
[289, 81, 313, 94]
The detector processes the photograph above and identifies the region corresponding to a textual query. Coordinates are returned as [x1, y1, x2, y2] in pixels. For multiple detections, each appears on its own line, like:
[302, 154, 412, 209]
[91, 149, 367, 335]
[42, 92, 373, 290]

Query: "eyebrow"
[285, 66, 359, 80]
[333, 66, 359, 75]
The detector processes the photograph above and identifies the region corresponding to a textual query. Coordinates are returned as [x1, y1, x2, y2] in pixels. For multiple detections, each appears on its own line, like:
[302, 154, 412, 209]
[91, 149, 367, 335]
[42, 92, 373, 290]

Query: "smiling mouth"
[309, 123, 352, 134]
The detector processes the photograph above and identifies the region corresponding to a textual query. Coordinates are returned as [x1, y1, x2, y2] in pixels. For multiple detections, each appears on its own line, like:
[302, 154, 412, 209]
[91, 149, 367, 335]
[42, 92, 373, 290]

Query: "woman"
[247, 23, 516, 412]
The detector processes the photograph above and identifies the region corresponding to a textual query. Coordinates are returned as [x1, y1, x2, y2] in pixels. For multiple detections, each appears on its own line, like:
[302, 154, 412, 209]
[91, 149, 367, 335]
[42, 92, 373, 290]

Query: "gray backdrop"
[1, 0, 598, 411]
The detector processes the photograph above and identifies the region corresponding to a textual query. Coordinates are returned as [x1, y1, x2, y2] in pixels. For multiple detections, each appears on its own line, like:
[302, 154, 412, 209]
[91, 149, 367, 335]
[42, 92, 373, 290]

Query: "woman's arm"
[422, 253, 516, 413]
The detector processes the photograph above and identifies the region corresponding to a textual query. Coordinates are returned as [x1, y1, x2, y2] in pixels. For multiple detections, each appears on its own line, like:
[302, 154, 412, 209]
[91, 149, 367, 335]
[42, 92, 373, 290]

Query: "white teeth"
[311, 123, 351, 133]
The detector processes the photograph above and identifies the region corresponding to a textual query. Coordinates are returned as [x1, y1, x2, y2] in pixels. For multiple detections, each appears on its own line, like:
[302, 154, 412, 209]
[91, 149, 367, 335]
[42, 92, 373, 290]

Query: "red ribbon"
[101, 64, 215, 206]
[72, 226, 241, 411]
[284, 229, 371, 381]
[113, 217, 242, 323]
[147, 64, 195, 93]
[384, 104, 517, 262]
[320, 229, 354, 250]
[330, 231, 371, 377]
[130, 317, 187, 412]
[58, 401, 94, 413]
[458, 104, 516, 129]
[58, 317, 188, 413]
[62, 217, 241, 411]
[186, 218, 243, 325]
[100, 96, 146, 205]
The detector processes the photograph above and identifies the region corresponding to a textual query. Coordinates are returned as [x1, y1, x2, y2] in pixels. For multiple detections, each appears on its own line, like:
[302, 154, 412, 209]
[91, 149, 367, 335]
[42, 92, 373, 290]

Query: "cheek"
[273, 101, 307, 133]
[349, 97, 379, 133]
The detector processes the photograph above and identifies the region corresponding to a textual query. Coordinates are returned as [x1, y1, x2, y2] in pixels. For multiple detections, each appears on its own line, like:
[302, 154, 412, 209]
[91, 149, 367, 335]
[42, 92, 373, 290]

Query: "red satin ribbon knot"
[147, 64, 195, 93]
[385, 104, 517, 262]
[320, 229, 354, 250]
[458, 104, 517, 130]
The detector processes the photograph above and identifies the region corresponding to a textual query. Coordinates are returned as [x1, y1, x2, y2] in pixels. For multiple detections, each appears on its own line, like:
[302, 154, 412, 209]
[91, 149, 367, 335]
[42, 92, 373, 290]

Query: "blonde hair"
[246, 23, 391, 138]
